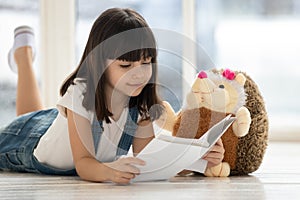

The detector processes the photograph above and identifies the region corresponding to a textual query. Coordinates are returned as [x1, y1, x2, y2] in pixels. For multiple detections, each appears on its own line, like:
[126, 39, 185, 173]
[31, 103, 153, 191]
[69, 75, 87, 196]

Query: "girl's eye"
[120, 64, 131, 68]
[142, 62, 151, 65]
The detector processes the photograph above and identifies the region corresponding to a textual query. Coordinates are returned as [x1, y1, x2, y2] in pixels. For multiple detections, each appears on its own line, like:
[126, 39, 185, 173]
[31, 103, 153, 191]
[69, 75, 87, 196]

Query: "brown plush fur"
[173, 70, 268, 175]
[233, 72, 268, 175]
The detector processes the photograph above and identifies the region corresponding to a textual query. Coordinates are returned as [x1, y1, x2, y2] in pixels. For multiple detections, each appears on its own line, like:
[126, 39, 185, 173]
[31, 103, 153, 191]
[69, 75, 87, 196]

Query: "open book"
[132, 115, 236, 182]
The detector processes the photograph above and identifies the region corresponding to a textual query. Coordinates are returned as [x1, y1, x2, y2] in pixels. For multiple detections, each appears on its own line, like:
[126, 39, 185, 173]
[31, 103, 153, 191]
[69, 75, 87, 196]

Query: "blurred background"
[0, 0, 299, 141]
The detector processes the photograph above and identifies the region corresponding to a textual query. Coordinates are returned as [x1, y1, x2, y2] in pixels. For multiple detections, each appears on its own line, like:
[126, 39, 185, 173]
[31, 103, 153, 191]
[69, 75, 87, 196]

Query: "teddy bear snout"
[192, 78, 216, 94]
[199, 79, 216, 93]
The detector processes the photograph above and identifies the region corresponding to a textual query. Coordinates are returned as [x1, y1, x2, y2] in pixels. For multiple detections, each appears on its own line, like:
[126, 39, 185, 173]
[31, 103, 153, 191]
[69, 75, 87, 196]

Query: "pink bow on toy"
[222, 69, 235, 80]
[197, 71, 207, 79]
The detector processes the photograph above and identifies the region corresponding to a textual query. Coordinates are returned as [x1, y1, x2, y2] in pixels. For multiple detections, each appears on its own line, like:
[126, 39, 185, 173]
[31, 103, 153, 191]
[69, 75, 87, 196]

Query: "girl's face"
[105, 57, 153, 97]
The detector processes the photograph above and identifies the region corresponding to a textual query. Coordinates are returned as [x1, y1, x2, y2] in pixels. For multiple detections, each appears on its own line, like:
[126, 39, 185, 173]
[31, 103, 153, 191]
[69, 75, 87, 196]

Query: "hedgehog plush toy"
[156, 69, 268, 177]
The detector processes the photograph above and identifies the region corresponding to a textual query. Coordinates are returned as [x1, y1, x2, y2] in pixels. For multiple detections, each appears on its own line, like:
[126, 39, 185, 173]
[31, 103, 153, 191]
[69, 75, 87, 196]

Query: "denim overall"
[0, 107, 138, 175]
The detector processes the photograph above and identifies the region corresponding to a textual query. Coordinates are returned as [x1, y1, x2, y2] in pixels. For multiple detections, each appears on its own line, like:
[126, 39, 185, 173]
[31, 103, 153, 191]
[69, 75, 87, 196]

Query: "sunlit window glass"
[196, 0, 300, 135]
[0, 0, 39, 126]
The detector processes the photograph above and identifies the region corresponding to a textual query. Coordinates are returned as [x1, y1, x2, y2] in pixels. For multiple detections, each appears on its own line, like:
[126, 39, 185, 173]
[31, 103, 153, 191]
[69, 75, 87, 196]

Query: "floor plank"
[1, 142, 300, 200]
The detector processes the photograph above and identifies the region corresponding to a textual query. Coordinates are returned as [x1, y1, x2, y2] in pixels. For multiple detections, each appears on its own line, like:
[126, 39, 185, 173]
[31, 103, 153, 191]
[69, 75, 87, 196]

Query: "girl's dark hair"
[60, 8, 162, 123]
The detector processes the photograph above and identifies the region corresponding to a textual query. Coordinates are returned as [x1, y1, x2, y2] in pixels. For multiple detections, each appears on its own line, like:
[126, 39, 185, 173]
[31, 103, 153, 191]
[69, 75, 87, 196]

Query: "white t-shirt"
[33, 78, 134, 170]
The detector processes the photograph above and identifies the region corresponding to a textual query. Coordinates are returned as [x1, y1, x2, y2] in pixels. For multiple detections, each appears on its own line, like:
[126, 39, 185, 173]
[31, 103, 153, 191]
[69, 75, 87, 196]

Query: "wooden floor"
[1, 142, 300, 200]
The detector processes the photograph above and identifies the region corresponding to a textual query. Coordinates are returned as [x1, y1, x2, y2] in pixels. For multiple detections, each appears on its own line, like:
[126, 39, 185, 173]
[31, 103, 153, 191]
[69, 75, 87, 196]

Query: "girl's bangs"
[105, 27, 157, 61]
[116, 48, 156, 62]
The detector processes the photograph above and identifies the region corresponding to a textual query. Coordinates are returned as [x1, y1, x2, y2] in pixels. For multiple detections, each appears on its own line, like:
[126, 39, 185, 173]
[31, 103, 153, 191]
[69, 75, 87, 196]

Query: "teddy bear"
[155, 69, 268, 177]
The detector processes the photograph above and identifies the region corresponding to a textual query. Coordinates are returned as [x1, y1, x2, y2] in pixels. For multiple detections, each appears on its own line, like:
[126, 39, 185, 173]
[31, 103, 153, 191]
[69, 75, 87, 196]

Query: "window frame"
[39, 0, 76, 108]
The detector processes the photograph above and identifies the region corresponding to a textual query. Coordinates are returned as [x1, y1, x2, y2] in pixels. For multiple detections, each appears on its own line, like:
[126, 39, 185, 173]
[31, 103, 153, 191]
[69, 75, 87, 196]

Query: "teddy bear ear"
[235, 73, 246, 86]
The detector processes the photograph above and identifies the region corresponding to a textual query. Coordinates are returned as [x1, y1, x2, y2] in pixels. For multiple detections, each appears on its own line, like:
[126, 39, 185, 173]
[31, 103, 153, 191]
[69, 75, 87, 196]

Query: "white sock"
[8, 29, 36, 73]
[13, 33, 35, 52]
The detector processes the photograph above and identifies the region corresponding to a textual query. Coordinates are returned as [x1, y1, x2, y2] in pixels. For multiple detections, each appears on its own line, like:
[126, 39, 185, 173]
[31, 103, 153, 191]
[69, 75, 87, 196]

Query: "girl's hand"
[202, 139, 225, 168]
[104, 157, 145, 184]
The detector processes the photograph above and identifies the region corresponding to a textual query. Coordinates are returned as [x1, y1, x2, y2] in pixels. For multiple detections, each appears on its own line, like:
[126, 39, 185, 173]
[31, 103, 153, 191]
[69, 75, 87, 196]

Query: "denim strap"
[116, 106, 138, 157]
[91, 107, 139, 156]
[91, 119, 103, 154]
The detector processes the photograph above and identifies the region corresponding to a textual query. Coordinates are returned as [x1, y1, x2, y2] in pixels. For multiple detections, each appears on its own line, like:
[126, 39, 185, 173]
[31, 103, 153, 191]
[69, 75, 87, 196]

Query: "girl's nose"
[132, 70, 145, 79]
[131, 62, 145, 79]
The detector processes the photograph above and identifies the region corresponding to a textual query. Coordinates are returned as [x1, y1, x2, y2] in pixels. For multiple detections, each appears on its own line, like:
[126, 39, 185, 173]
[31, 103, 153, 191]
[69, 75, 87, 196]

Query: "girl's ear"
[235, 73, 246, 86]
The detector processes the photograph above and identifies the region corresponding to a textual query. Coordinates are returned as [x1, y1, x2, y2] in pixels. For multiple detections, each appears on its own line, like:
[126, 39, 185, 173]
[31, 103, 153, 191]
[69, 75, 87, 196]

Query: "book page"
[132, 115, 236, 182]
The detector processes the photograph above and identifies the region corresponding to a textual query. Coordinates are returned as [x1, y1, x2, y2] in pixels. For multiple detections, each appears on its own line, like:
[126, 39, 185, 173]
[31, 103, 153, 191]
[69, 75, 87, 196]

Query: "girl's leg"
[14, 47, 43, 116]
[8, 26, 43, 116]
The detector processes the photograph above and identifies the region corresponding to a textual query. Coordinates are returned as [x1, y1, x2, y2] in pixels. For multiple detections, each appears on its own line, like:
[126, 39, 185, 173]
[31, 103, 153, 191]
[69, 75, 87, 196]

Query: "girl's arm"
[66, 109, 144, 183]
[132, 119, 155, 155]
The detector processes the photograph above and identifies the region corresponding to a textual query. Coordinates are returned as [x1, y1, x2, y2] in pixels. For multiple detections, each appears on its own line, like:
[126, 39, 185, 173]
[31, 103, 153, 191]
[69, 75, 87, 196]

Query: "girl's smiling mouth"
[127, 82, 145, 87]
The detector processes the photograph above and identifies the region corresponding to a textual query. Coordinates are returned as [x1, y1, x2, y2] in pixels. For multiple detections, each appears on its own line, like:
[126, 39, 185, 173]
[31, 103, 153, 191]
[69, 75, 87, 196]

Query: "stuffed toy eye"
[219, 84, 225, 89]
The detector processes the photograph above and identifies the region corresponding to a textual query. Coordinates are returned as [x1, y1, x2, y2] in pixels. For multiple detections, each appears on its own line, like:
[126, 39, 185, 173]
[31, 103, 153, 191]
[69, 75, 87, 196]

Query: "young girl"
[0, 8, 225, 184]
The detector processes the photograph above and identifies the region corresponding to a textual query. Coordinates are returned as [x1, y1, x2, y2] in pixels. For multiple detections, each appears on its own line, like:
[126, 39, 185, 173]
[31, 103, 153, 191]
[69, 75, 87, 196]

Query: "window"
[3, 1, 294, 138]
[0, 0, 39, 127]
[196, 0, 300, 138]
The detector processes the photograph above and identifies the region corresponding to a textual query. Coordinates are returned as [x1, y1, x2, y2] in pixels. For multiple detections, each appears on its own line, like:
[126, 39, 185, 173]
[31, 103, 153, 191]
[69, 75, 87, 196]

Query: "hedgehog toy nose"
[198, 71, 207, 79]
